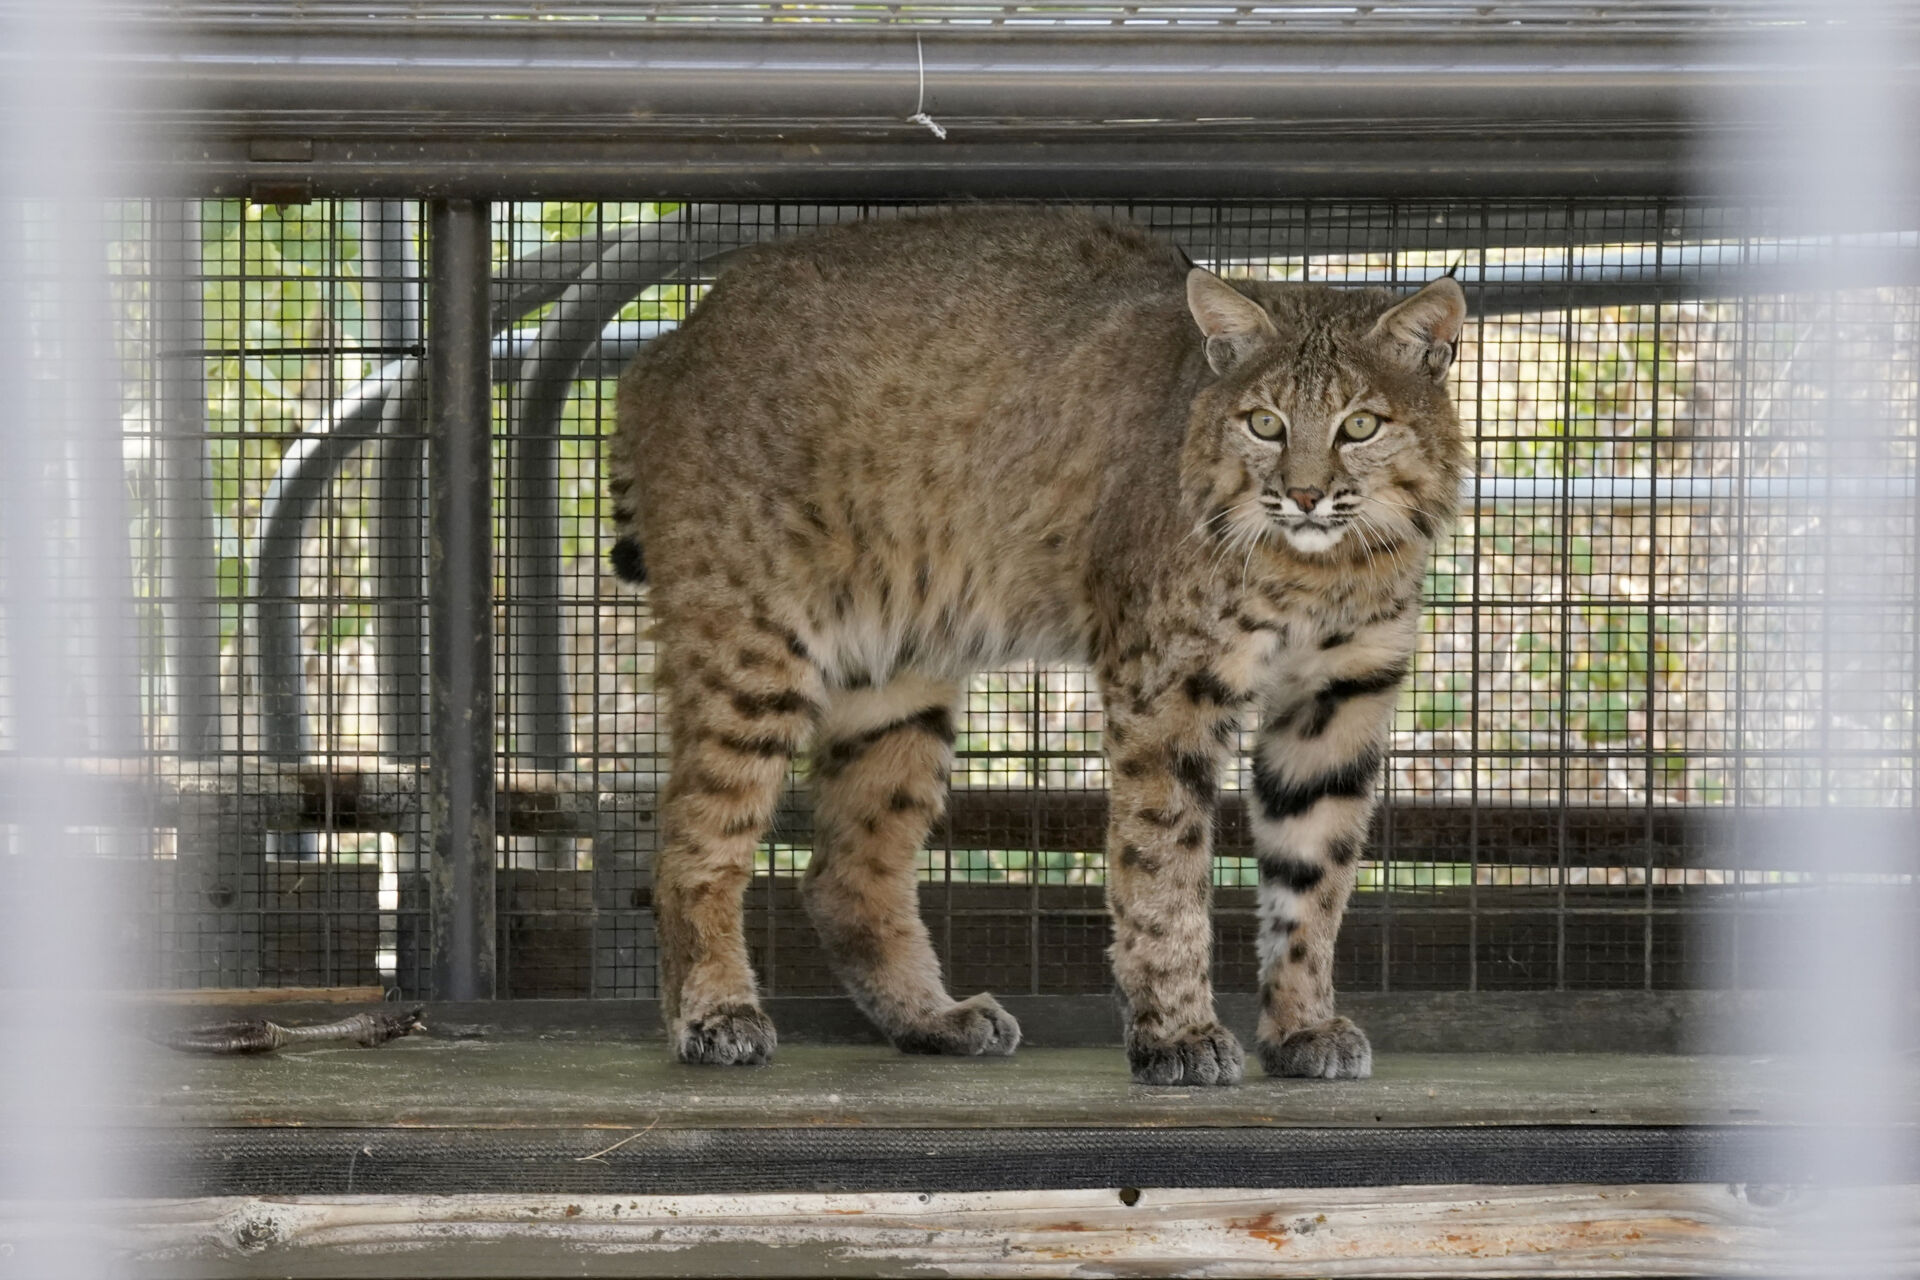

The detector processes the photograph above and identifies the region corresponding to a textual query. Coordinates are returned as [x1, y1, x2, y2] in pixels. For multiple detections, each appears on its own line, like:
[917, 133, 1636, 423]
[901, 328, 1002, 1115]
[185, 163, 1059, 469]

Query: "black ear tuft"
[1443, 258, 1463, 280]
[609, 536, 646, 585]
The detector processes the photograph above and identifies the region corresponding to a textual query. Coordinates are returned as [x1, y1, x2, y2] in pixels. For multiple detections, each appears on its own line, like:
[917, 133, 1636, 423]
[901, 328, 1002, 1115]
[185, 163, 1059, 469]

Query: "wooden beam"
[34, 1184, 1919, 1277]
[1, 759, 1911, 870]
[111, 986, 385, 1006]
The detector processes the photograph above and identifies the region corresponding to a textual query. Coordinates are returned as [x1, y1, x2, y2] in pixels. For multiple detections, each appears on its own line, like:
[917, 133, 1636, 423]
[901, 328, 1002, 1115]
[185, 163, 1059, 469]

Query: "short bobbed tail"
[609, 533, 646, 585]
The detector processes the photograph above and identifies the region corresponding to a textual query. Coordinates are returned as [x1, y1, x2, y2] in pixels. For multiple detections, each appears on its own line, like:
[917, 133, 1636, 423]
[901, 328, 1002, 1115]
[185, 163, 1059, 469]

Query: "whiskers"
[1201, 501, 1271, 587]
[1188, 490, 1422, 590]
[1182, 497, 1260, 550]
[1354, 492, 1432, 526]
[1348, 510, 1391, 576]
[1239, 520, 1266, 585]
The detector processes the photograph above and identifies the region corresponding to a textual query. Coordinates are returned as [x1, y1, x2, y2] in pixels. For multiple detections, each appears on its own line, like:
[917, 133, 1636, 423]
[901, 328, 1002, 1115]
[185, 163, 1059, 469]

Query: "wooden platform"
[141, 1039, 1825, 1133]
[13, 1000, 1916, 1277]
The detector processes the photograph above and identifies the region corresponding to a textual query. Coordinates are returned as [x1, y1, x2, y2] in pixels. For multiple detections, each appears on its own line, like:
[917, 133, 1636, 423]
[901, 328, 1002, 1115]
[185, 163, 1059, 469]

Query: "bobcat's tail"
[609, 533, 646, 585]
[607, 475, 647, 585]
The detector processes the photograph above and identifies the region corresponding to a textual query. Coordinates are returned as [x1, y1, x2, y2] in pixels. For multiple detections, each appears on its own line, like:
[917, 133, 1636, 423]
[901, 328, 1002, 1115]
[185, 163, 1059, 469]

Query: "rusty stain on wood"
[1232, 1208, 1295, 1251]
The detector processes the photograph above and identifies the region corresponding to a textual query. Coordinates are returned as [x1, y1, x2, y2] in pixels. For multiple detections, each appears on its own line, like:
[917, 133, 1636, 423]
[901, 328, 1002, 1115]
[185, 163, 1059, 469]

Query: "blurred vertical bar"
[156, 200, 220, 757]
[0, 0, 141, 1267]
[429, 198, 497, 1000]
[1709, 2, 1919, 1272]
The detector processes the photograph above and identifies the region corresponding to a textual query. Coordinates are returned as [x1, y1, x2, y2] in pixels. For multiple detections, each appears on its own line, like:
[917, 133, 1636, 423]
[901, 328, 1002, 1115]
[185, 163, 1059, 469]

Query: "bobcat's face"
[1181, 272, 1468, 561]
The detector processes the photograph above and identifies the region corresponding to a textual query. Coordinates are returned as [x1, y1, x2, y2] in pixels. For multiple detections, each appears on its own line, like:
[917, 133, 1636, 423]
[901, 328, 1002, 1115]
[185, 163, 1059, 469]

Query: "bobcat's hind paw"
[674, 1003, 777, 1066]
[1127, 1023, 1244, 1086]
[1258, 1016, 1372, 1079]
[893, 992, 1022, 1057]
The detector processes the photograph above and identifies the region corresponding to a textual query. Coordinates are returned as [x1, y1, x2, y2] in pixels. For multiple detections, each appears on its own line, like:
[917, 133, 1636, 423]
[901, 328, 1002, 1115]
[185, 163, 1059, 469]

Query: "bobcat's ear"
[1187, 268, 1277, 375]
[1369, 276, 1467, 382]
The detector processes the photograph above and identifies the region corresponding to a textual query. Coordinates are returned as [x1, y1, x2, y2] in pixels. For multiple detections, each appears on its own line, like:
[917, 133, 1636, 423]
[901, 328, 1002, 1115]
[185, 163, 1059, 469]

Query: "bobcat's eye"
[1245, 409, 1285, 441]
[1340, 411, 1382, 442]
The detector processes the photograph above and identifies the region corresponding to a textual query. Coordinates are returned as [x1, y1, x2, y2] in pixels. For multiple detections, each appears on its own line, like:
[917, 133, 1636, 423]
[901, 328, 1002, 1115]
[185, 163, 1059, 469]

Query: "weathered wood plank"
[31, 1183, 1919, 1278]
[122, 1043, 1882, 1131]
[113, 986, 385, 1005]
[138, 989, 1887, 1055]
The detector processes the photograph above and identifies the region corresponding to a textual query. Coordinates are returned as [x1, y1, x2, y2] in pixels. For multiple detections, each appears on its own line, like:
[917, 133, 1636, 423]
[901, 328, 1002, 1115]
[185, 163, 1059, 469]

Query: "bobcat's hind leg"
[655, 607, 822, 1066]
[803, 676, 1020, 1057]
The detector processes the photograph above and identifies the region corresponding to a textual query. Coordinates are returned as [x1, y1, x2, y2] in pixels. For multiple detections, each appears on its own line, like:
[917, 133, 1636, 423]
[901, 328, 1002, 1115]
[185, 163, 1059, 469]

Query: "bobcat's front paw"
[894, 992, 1022, 1057]
[674, 1002, 777, 1066]
[1127, 1022, 1244, 1086]
[1257, 1016, 1371, 1079]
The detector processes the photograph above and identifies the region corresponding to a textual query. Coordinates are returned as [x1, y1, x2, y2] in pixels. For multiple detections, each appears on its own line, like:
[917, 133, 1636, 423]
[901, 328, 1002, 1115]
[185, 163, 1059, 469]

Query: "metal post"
[364, 198, 429, 994]
[428, 198, 495, 1001]
[155, 199, 221, 757]
[367, 200, 427, 761]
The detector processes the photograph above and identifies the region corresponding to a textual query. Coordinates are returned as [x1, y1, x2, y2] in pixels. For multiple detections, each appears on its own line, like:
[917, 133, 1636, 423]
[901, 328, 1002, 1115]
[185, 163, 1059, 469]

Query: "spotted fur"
[611, 208, 1466, 1082]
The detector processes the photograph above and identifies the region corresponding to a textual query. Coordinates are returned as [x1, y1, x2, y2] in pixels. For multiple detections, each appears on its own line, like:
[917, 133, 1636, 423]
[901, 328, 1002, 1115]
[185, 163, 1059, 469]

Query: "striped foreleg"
[1101, 670, 1248, 1086]
[1248, 664, 1402, 1079]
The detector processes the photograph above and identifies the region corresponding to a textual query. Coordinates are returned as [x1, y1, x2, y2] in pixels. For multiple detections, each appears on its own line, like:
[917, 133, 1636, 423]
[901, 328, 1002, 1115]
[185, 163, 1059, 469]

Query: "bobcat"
[609, 208, 1466, 1085]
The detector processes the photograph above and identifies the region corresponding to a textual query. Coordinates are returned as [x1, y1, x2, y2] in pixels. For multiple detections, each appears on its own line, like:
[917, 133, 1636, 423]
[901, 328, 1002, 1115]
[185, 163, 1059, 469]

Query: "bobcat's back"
[612, 208, 1204, 683]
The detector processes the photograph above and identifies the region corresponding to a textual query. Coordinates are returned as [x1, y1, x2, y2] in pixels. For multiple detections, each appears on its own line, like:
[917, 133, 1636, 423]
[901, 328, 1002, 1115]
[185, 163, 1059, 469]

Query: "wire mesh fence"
[10, 195, 1915, 1001]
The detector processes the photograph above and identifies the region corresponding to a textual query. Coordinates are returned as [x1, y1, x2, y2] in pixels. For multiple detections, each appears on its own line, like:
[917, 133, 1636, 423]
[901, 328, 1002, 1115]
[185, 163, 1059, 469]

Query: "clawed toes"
[675, 1003, 778, 1066]
[1127, 1023, 1245, 1086]
[1257, 1017, 1372, 1079]
[895, 993, 1022, 1057]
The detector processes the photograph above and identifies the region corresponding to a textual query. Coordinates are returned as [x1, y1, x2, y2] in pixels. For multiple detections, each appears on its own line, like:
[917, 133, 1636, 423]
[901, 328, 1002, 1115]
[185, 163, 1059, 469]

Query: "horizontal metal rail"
[119, 26, 1820, 121]
[1469, 476, 1919, 504]
[119, 1, 1899, 38]
[91, 17, 1920, 197]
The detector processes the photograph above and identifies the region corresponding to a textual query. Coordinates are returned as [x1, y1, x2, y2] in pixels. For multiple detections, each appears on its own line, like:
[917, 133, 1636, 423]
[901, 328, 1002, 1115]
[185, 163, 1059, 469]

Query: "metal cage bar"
[427, 198, 498, 1001]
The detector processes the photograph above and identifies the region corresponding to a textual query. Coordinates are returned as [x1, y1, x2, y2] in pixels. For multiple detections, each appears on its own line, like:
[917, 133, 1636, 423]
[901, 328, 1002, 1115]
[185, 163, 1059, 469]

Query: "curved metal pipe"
[372, 376, 427, 760]
[493, 222, 644, 331]
[254, 223, 633, 764]
[365, 200, 427, 762]
[494, 209, 878, 768]
[253, 208, 777, 764]
[254, 362, 405, 758]
[155, 198, 222, 757]
[500, 217, 824, 767]
[505, 264, 618, 769]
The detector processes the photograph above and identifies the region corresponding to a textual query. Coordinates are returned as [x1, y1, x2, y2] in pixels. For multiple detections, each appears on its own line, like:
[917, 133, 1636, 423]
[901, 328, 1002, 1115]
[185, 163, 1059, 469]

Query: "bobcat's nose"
[1285, 486, 1326, 514]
